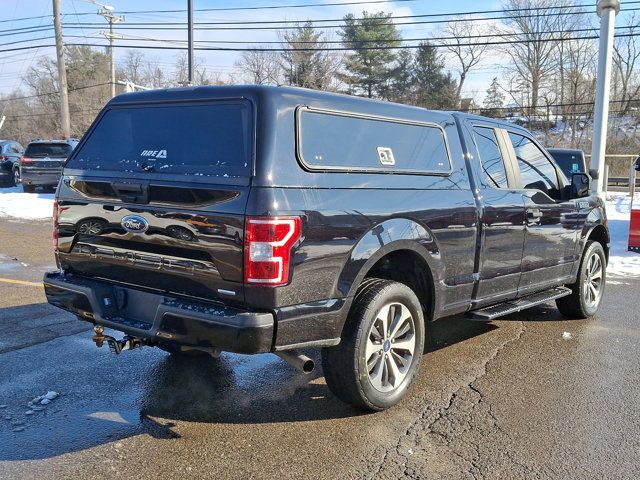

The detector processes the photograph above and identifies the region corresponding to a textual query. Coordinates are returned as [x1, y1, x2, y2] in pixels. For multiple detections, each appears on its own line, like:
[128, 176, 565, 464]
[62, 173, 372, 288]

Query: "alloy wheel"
[583, 252, 603, 309]
[365, 302, 416, 393]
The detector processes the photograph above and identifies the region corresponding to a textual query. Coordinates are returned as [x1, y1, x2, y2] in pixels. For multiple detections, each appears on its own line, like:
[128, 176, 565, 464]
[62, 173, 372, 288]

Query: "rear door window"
[67, 101, 252, 177]
[298, 108, 451, 174]
[472, 126, 508, 188]
[25, 143, 72, 158]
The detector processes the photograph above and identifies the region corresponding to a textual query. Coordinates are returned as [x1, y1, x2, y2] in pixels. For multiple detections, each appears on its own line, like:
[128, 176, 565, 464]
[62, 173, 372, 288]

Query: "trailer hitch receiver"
[92, 325, 148, 354]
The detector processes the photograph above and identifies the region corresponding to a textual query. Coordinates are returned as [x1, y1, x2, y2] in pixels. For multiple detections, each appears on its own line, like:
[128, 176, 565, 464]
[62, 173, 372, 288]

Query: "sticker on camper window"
[377, 146, 395, 166]
[140, 149, 167, 159]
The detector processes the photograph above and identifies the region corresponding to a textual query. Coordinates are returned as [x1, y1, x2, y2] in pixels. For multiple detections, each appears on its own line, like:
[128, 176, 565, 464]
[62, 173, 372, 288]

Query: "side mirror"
[571, 173, 590, 198]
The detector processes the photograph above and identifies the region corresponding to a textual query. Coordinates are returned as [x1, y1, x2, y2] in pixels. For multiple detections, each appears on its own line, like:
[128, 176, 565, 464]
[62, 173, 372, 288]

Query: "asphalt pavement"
[0, 217, 639, 479]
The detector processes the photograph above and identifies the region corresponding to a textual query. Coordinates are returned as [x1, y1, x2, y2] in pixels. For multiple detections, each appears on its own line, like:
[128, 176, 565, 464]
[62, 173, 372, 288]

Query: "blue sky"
[0, 0, 629, 101]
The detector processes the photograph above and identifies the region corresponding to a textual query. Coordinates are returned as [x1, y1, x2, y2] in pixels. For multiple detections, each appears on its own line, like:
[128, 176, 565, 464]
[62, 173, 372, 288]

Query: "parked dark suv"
[20, 139, 78, 192]
[0, 140, 25, 186]
[43, 86, 608, 410]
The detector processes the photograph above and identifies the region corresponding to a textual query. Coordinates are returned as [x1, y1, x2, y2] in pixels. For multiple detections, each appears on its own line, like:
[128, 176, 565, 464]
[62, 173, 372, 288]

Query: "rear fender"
[336, 217, 444, 304]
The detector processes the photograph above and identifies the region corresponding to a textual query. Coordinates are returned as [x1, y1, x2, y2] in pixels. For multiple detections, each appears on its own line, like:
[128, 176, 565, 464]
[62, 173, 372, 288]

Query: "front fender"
[336, 217, 444, 299]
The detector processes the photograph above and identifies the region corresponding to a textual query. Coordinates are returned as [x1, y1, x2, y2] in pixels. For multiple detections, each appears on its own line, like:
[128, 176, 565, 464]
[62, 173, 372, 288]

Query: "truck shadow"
[0, 314, 496, 461]
[140, 316, 497, 425]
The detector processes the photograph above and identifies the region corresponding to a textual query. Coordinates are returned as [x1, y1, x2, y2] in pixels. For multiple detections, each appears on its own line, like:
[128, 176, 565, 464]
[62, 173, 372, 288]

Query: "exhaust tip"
[302, 359, 315, 374]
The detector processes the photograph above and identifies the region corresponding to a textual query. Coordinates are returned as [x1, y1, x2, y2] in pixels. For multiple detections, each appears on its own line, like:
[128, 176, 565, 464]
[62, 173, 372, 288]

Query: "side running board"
[466, 286, 572, 321]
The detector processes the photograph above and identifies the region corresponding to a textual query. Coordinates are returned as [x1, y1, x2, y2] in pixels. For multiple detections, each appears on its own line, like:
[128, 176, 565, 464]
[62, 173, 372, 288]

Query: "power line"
[107, 25, 638, 47]
[0, 82, 111, 103]
[2, 30, 639, 55]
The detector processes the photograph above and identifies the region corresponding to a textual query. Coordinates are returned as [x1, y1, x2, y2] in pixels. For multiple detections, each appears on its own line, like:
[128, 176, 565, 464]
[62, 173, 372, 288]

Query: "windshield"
[25, 143, 73, 158]
[550, 152, 585, 176]
[66, 101, 252, 177]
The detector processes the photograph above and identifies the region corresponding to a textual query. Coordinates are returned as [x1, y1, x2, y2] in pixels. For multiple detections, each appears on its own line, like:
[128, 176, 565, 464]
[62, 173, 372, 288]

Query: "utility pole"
[52, 0, 71, 139]
[98, 7, 124, 97]
[187, 0, 194, 85]
[590, 0, 620, 195]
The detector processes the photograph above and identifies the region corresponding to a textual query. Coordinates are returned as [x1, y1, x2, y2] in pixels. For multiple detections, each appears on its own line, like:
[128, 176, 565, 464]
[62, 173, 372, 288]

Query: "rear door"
[504, 131, 579, 294]
[469, 124, 526, 306]
[58, 100, 254, 305]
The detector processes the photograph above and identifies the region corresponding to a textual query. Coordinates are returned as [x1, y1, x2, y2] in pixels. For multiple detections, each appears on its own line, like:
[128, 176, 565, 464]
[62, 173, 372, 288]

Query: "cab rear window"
[67, 102, 252, 177]
[25, 143, 73, 158]
[297, 108, 451, 174]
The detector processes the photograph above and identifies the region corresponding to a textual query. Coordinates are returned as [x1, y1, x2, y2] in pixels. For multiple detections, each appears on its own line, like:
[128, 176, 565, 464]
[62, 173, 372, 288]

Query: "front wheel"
[322, 278, 425, 411]
[556, 240, 606, 318]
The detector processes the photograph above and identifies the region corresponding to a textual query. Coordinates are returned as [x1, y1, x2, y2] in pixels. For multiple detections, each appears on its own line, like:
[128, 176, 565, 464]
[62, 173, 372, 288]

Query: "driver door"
[504, 131, 579, 295]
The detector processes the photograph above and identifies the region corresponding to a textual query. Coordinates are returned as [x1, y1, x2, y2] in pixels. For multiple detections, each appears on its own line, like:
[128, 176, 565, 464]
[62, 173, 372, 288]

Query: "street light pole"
[590, 0, 620, 195]
[52, 0, 71, 139]
[187, 0, 194, 85]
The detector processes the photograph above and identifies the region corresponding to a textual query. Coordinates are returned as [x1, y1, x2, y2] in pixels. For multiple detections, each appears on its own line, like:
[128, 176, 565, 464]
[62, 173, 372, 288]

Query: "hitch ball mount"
[92, 325, 148, 354]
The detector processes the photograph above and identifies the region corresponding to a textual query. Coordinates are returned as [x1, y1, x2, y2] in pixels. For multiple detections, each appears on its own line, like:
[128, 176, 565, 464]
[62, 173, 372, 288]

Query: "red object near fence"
[629, 204, 640, 253]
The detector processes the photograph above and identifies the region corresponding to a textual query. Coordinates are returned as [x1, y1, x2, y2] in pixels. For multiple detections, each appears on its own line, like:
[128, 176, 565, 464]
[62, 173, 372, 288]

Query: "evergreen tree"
[280, 21, 338, 90]
[483, 77, 506, 117]
[339, 11, 401, 98]
[412, 42, 458, 109]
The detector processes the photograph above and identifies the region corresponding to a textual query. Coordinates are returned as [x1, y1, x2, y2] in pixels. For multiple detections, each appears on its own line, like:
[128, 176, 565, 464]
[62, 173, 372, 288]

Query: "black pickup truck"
[43, 86, 608, 411]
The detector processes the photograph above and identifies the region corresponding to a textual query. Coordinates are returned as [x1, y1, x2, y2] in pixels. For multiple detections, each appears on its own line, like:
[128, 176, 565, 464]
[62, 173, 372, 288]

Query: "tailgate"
[56, 178, 249, 304]
[56, 98, 254, 305]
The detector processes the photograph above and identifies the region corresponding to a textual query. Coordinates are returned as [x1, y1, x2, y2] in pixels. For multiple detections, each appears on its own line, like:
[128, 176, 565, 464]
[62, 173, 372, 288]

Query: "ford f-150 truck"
[43, 86, 608, 411]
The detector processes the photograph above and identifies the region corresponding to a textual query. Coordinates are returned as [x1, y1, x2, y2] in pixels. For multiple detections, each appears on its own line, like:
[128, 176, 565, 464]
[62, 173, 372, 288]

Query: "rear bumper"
[43, 271, 274, 354]
[21, 169, 61, 186]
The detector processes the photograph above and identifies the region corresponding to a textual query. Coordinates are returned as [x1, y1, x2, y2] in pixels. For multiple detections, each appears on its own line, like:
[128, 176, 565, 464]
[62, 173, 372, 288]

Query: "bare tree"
[440, 17, 491, 104]
[501, 0, 582, 116]
[613, 13, 640, 117]
[121, 50, 145, 85]
[234, 48, 281, 85]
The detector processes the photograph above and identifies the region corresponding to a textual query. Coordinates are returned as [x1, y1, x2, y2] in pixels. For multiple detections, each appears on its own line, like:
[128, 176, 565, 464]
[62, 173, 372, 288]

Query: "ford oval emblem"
[121, 214, 149, 234]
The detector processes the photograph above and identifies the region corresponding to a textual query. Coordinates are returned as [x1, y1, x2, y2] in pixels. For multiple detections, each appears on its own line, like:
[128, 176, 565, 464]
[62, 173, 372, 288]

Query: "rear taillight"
[244, 216, 301, 286]
[0, 155, 7, 161]
[21, 156, 32, 164]
[53, 200, 59, 250]
[52, 201, 68, 250]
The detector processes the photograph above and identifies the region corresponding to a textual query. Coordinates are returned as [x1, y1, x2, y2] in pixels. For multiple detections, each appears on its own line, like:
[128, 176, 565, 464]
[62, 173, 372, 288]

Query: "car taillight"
[21, 156, 32, 164]
[53, 200, 59, 250]
[244, 216, 301, 286]
[0, 155, 7, 161]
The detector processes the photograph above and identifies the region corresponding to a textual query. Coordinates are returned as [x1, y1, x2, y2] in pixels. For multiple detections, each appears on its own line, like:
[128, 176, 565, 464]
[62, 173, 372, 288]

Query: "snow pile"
[605, 193, 640, 277]
[0, 186, 54, 220]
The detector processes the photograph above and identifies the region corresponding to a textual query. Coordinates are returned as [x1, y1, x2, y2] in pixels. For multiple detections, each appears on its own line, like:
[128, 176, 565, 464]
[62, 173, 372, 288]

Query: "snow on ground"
[0, 186, 54, 220]
[605, 192, 640, 277]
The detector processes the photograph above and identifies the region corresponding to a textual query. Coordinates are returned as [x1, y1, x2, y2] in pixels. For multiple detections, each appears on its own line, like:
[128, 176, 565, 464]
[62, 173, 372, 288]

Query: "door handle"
[527, 209, 542, 221]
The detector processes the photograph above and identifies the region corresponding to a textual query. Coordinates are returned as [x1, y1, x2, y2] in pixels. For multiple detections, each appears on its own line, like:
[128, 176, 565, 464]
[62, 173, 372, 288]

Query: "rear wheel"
[322, 278, 425, 411]
[22, 184, 36, 193]
[556, 240, 606, 318]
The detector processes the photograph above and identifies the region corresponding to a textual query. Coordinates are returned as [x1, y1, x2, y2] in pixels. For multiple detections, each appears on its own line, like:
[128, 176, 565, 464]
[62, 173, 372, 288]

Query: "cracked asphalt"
[1, 218, 640, 479]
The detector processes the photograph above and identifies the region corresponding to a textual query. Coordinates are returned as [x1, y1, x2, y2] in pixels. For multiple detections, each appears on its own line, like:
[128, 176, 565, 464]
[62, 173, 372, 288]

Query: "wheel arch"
[335, 217, 443, 321]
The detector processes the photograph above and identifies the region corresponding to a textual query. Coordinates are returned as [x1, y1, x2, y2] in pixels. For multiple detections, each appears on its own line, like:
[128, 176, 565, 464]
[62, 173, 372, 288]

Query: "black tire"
[22, 184, 36, 193]
[556, 240, 606, 318]
[322, 278, 425, 411]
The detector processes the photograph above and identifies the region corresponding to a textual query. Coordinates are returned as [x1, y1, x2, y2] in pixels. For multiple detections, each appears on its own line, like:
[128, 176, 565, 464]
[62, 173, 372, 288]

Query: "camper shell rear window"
[67, 100, 253, 178]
